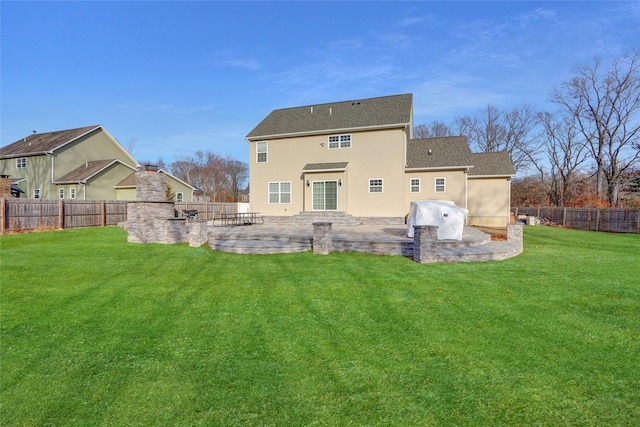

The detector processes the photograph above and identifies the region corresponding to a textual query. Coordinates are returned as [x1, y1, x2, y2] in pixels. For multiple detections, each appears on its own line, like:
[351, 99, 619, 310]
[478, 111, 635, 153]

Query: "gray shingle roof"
[406, 137, 473, 169]
[302, 162, 349, 171]
[406, 136, 515, 176]
[246, 94, 413, 139]
[0, 125, 101, 158]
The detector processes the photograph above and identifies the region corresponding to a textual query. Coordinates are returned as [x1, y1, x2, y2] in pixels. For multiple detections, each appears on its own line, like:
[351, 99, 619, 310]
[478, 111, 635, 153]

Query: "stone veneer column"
[188, 220, 209, 247]
[413, 225, 438, 264]
[507, 222, 523, 244]
[313, 222, 332, 255]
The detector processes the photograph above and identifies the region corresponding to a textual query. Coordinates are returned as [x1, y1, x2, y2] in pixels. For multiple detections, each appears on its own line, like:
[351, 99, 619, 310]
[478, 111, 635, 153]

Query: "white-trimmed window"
[435, 177, 446, 193]
[33, 188, 41, 199]
[59, 188, 65, 199]
[328, 134, 351, 149]
[176, 192, 184, 202]
[70, 188, 76, 199]
[16, 158, 27, 168]
[256, 141, 268, 163]
[410, 178, 421, 193]
[269, 181, 291, 204]
[369, 178, 383, 193]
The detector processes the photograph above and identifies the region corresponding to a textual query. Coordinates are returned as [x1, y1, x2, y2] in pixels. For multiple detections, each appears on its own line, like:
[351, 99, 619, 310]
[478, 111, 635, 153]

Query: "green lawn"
[1, 226, 639, 426]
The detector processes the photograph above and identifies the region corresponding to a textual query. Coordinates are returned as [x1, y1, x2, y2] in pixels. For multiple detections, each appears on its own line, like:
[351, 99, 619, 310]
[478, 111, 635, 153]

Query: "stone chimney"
[0, 175, 12, 198]
[135, 168, 167, 201]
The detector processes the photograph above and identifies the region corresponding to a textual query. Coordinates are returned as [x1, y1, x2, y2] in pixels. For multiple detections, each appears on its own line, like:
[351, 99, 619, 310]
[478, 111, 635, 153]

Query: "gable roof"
[406, 136, 515, 177]
[55, 159, 137, 184]
[246, 94, 413, 140]
[1, 125, 101, 158]
[114, 170, 197, 190]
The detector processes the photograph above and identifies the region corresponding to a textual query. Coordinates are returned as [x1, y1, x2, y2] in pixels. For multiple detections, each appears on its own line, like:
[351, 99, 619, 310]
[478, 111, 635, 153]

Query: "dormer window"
[328, 134, 351, 149]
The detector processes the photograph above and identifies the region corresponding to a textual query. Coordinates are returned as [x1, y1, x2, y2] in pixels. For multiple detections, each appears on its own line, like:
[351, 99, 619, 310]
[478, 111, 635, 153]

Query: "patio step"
[208, 234, 313, 255]
[267, 211, 360, 226]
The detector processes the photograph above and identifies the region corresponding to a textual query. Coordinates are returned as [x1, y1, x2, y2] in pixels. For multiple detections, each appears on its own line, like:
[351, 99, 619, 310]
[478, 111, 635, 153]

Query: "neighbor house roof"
[115, 170, 197, 190]
[55, 159, 136, 184]
[246, 94, 413, 140]
[0, 125, 101, 158]
[405, 136, 515, 177]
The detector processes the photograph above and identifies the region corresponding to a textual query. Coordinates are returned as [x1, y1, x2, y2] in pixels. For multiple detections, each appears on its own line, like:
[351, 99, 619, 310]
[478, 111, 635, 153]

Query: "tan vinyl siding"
[404, 170, 467, 215]
[466, 177, 511, 226]
[249, 128, 407, 216]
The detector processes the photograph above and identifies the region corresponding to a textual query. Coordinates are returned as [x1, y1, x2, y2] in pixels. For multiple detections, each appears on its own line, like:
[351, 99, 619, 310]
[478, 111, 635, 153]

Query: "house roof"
[406, 136, 515, 177]
[303, 162, 349, 172]
[467, 151, 516, 177]
[406, 137, 474, 169]
[0, 125, 101, 158]
[115, 170, 197, 190]
[55, 159, 136, 184]
[246, 94, 413, 140]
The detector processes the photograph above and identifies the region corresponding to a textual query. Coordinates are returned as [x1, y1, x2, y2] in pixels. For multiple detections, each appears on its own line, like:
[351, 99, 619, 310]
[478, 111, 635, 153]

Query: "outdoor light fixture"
[306, 180, 310, 187]
[338, 179, 342, 186]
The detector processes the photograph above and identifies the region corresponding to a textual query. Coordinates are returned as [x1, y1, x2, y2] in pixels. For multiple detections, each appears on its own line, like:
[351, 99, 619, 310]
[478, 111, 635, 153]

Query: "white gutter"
[467, 174, 515, 179]
[405, 166, 474, 172]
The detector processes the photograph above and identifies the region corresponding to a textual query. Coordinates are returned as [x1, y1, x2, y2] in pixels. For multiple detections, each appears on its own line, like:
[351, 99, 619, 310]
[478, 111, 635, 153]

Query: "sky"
[2, 1, 639, 166]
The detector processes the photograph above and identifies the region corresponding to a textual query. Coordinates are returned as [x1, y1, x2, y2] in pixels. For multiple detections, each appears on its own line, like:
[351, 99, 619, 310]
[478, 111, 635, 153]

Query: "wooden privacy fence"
[512, 207, 640, 234]
[0, 199, 240, 234]
[1, 199, 128, 234]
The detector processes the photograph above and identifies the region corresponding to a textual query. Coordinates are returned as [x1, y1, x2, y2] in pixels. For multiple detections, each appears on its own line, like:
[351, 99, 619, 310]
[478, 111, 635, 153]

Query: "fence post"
[102, 201, 107, 227]
[59, 200, 64, 229]
[1, 198, 5, 234]
[563, 207, 567, 227]
[596, 209, 601, 232]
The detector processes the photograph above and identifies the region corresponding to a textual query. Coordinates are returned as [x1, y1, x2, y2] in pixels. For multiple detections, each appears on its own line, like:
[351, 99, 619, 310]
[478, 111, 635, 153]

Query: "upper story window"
[410, 178, 421, 193]
[328, 134, 351, 149]
[16, 158, 27, 168]
[369, 178, 383, 193]
[70, 188, 76, 199]
[435, 177, 446, 193]
[59, 188, 65, 199]
[33, 188, 41, 199]
[176, 192, 184, 202]
[256, 141, 268, 163]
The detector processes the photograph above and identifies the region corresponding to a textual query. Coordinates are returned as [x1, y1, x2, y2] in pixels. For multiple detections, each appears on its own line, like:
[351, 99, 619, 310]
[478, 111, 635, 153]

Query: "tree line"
[414, 51, 640, 207]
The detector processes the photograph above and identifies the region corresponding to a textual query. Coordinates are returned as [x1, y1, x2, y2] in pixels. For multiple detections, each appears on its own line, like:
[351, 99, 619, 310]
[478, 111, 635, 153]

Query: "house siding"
[0, 154, 51, 198]
[249, 128, 407, 217]
[404, 170, 467, 215]
[467, 177, 512, 226]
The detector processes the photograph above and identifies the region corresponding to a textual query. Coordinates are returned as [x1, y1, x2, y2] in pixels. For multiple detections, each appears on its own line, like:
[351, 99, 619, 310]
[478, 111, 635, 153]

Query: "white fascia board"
[99, 126, 140, 167]
[245, 122, 411, 141]
[304, 168, 347, 173]
[467, 174, 515, 179]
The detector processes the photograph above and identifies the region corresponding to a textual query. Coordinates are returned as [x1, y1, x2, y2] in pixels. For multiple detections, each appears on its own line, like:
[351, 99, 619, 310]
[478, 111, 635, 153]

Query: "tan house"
[0, 125, 196, 201]
[245, 94, 515, 227]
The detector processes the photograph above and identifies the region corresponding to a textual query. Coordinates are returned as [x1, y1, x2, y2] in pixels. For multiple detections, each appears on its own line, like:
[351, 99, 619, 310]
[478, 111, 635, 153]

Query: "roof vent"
[329, 108, 332, 116]
[310, 107, 313, 114]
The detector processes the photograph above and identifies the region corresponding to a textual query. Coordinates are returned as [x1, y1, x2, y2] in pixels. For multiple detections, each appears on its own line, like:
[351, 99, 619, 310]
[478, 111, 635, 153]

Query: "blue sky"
[2, 1, 639, 165]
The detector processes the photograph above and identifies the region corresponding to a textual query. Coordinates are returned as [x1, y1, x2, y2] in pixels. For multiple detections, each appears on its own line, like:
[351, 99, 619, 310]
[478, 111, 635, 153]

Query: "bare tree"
[551, 51, 640, 204]
[170, 151, 248, 202]
[414, 121, 454, 138]
[455, 104, 539, 173]
[533, 112, 590, 205]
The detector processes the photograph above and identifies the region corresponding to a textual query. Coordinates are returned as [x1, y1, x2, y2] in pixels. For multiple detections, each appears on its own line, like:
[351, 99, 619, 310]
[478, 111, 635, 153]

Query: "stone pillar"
[507, 222, 523, 244]
[188, 220, 209, 247]
[413, 225, 438, 264]
[0, 175, 11, 198]
[154, 218, 187, 244]
[313, 222, 332, 255]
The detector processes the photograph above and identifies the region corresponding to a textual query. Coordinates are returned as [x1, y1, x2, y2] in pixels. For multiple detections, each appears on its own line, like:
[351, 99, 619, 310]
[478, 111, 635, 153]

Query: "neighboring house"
[114, 167, 197, 202]
[245, 94, 516, 227]
[0, 125, 196, 202]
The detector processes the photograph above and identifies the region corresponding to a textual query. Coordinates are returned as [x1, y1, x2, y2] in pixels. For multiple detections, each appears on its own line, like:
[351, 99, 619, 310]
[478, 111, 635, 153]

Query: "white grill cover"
[407, 200, 468, 240]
